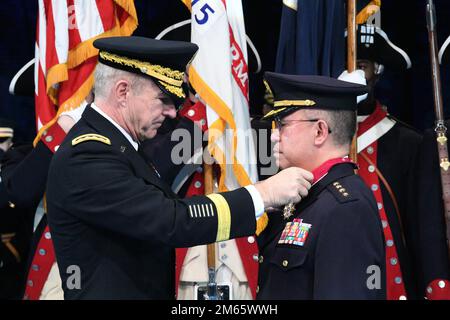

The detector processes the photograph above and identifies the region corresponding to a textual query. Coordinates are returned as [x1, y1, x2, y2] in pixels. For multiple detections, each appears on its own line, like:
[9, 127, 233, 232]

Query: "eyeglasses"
[274, 118, 332, 133]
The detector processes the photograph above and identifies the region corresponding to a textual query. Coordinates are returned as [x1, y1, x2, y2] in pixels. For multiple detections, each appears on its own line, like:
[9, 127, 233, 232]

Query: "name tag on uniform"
[278, 218, 312, 246]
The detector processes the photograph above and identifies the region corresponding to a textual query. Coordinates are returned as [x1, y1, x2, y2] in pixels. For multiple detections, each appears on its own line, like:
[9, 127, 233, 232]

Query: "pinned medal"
[283, 202, 295, 220]
[278, 218, 312, 246]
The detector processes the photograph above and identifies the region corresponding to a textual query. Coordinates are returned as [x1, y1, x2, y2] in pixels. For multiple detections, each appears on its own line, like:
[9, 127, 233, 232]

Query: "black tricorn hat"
[439, 34, 450, 65]
[9, 58, 35, 97]
[262, 72, 368, 120]
[351, 24, 412, 71]
[93, 36, 199, 107]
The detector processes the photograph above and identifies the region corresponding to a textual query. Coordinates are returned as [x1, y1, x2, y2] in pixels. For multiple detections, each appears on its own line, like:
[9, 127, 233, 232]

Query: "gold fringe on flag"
[46, 64, 68, 97]
[256, 213, 269, 236]
[181, 0, 192, 11]
[34, 0, 138, 146]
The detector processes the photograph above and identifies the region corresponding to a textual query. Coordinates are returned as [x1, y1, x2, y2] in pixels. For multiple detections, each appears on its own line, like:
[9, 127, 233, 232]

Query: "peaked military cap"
[262, 72, 368, 120]
[93, 36, 199, 106]
[352, 24, 412, 71]
[0, 118, 14, 139]
[439, 34, 450, 65]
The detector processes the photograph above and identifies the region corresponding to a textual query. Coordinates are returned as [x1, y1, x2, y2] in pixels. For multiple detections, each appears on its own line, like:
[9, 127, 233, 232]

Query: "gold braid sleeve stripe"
[206, 194, 231, 242]
[99, 51, 184, 87]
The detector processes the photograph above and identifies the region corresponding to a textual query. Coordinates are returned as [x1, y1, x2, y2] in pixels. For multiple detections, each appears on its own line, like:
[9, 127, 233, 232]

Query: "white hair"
[93, 62, 145, 99]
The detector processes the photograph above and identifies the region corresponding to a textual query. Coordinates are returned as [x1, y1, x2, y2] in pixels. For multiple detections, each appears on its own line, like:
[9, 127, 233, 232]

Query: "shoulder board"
[326, 181, 356, 203]
[72, 134, 111, 146]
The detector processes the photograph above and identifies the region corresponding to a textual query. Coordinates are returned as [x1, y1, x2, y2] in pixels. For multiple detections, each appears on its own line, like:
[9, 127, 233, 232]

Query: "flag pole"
[204, 164, 216, 269]
[347, 0, 358, 164]
[204, 163, 220, 299]
[426, 0, 450, 259]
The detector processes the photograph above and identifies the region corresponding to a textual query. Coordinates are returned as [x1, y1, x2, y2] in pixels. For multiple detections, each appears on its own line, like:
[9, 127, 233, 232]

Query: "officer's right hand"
[254, 167, 313, 209]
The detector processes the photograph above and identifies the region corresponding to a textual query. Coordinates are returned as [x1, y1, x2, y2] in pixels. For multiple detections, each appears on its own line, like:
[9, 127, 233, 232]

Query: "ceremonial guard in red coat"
[1, 117, 66, 300]
[1, 63, 64, 300]
[3, 61, 81, 299]
[416, 122, 450, 300]
[412, 35, 450, 300]
[340, 25, 422, 300]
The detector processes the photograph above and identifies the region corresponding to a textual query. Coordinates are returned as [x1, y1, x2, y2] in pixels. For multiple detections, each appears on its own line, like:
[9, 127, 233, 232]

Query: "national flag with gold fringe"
[34, 0, 138, 144]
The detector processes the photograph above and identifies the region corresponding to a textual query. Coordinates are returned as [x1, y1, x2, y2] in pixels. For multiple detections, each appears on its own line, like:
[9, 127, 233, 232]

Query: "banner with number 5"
[187, 0, 258, 192]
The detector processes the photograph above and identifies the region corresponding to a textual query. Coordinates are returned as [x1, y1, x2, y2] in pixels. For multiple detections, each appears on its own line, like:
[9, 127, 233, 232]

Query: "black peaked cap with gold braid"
[262, 72, 368, 121]
[0, 118, 14, 139]
[93, 36, 198, 106]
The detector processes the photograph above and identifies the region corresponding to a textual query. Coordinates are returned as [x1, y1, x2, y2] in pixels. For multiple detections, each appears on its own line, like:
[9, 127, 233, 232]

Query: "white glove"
[338, 70, 368, 103]
[254, 167, 313, 209]
[59, 100, 87, 123]
[57, 100, 88, 133]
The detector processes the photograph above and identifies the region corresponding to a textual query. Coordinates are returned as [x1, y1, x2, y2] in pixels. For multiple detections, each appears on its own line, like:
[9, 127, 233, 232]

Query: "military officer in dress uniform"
[339, 25, 422, 300]
[256, 72, 386, 300]
[46, 36, 314, 300]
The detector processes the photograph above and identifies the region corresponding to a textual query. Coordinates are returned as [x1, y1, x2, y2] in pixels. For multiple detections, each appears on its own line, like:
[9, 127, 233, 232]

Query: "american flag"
[34, 0, 137, 144]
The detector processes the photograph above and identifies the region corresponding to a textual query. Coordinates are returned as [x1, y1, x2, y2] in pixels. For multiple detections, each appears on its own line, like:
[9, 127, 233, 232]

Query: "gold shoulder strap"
[72, 134, 111, 146]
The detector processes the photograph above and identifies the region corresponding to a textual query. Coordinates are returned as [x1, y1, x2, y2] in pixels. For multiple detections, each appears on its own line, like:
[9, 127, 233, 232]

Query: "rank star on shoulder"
[171, 304, 206, 318]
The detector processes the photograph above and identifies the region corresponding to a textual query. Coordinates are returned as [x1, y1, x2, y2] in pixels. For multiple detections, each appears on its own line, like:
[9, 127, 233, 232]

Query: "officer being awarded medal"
[256, 72, 386, 300]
